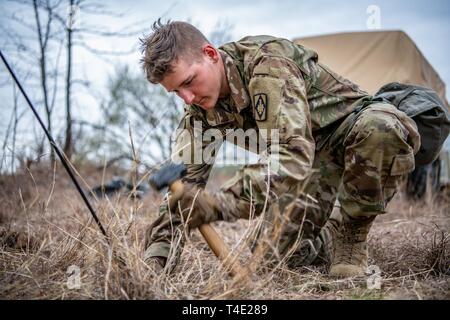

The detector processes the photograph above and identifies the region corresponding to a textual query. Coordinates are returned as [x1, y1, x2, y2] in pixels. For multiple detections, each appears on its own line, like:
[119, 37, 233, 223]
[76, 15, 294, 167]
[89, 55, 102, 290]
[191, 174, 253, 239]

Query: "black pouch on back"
[374, 82, 450, 166]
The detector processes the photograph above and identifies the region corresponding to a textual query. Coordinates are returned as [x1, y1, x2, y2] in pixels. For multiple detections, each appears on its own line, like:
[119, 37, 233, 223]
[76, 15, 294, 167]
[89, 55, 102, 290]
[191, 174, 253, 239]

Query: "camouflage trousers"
[144, 102, 420, 268]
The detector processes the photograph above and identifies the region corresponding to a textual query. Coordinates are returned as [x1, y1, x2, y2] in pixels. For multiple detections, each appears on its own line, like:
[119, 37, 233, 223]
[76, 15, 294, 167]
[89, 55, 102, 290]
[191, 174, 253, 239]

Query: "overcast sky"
[1, 0, 450, 153]
[2, 0, 449, 112]
[78, 1, 450, 113]
[110, 0, 450, 95]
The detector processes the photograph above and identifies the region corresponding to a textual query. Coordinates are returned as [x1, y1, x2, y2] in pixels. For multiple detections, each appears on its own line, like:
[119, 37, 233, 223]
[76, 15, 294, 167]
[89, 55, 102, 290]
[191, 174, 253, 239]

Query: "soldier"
[140, 20, 420, 277]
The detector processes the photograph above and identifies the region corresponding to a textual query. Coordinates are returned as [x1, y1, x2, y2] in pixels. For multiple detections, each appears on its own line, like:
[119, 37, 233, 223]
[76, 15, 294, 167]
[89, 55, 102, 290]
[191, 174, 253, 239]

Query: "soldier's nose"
[179, 89, 195, 105]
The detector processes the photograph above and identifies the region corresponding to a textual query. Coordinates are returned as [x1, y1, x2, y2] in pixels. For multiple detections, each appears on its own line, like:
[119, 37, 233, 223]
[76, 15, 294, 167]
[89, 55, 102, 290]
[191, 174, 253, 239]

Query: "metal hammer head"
[149, 162, 187, 191]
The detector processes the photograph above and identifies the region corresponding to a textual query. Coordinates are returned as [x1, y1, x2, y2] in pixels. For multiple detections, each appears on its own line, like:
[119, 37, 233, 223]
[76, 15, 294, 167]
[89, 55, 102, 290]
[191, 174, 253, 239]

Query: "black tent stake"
[0, 49, 109, 243]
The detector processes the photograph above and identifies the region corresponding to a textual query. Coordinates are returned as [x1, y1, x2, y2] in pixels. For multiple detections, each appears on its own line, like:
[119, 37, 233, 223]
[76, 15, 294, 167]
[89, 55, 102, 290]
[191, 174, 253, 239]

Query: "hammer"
[149, 162, 249, 279]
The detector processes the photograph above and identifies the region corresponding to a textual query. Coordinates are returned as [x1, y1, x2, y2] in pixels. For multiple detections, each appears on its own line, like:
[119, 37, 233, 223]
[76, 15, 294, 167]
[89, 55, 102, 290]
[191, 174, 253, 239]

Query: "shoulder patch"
[253, 93, 268, 121]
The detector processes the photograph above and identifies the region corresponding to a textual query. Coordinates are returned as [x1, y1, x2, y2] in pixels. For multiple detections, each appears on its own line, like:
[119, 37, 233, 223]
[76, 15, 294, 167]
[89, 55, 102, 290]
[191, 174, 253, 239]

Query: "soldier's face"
[160, 45, 225, 110]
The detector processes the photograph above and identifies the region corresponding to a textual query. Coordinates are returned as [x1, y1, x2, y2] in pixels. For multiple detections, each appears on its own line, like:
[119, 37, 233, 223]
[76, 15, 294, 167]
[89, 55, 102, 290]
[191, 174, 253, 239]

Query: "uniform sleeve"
[171, 110, 220, 188]
[145, 111, 220, 254]
[220, 55, 315, 221]
[250, 55, 315, 181]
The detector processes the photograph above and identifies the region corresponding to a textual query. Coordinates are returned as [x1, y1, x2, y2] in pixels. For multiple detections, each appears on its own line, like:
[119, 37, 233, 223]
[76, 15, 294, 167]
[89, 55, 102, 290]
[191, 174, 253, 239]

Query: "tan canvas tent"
[293, 30, 449, 108]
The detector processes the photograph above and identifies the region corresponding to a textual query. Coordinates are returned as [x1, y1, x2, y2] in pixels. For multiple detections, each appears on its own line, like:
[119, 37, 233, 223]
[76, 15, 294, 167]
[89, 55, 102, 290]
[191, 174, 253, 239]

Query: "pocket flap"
[206, 108, 234, 127]
[390, 152, 415, 176]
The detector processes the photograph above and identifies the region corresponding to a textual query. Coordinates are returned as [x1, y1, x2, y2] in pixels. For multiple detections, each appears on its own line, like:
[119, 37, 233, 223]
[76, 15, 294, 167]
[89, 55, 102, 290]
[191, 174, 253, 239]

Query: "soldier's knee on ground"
[143, 197, 186, 272]
[248, 194, 328, 268]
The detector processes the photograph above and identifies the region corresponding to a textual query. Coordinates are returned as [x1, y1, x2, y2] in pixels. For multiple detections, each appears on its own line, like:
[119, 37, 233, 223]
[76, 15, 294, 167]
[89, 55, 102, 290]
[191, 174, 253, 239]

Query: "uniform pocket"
[205, 108, 235, 127]
[383, 151, 415, 206]
[390, 152, 415, 176]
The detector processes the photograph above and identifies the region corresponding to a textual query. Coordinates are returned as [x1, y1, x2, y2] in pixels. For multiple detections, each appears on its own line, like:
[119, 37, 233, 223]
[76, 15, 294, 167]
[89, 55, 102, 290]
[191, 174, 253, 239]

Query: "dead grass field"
[0, 163, 449, 300]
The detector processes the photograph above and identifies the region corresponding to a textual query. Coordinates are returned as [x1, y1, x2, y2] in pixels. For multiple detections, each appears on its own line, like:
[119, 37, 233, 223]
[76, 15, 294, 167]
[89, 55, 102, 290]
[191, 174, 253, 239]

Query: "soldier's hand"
[171, 187, 222, 229]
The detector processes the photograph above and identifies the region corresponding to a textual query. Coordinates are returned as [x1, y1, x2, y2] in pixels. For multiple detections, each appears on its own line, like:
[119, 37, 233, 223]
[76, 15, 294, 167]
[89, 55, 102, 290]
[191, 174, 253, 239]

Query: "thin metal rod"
[0, 49, 109, 242]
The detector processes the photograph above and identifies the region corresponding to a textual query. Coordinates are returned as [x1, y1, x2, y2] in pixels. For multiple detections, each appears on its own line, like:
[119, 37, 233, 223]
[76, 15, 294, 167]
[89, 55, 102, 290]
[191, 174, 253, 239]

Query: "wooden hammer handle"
[198, 224, 248, 278]
[169, 180, 249, 280]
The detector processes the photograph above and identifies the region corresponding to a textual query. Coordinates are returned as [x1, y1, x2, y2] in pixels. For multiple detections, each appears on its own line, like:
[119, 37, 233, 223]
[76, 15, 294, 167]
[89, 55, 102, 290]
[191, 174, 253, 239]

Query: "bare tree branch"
[73, 41, 139, 56]
[77, 1, 126, 18]
[4, 12, 37, 32]
[49, 35, 64, 113]
[73, 26, 148, 38]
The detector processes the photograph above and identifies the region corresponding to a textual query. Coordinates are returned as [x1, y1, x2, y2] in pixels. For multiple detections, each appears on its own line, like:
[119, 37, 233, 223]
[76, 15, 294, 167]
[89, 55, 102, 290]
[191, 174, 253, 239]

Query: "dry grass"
[0, 163, 449, 300]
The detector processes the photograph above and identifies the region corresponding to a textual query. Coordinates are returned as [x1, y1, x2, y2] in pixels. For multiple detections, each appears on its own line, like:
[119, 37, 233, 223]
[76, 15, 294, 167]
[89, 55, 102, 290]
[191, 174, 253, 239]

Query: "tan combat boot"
[329, 217, 374, 277]
[313, 206, 342, 265]
[143, 246, 166, 273]
[146, 257, 166, 273]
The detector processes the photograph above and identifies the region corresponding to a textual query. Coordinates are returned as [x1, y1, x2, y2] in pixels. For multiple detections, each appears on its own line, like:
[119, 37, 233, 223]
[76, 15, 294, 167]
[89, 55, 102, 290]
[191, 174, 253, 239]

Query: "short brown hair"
[140, 19, 210, 84]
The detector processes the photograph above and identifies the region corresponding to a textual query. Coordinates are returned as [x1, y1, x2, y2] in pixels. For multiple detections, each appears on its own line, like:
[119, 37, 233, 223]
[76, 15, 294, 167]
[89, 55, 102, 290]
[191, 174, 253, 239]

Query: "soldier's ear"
[202, 44, 219, 63]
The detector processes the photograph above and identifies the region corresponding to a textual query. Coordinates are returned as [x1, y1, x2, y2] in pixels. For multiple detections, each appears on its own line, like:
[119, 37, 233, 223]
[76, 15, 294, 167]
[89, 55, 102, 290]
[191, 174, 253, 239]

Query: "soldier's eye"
[185, 76, 194, 86]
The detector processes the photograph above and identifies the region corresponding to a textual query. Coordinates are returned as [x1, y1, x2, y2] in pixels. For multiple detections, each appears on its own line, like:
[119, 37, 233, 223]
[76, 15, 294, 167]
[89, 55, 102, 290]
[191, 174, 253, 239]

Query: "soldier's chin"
[199, 97, 215, 110]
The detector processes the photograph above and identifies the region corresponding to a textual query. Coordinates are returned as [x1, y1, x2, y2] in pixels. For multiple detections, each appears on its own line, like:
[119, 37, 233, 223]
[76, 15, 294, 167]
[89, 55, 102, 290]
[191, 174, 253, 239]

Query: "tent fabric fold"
[294, 30, 449, 108]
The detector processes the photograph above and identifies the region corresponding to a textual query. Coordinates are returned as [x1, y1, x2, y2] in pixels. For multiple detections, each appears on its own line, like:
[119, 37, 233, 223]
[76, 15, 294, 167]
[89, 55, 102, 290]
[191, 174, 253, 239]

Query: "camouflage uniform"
[144, 36, 420, 267]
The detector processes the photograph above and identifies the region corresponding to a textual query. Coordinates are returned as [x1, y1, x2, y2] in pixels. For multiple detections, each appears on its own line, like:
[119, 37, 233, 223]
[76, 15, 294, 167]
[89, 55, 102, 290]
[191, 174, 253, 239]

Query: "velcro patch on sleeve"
[253, 93, 268, 121]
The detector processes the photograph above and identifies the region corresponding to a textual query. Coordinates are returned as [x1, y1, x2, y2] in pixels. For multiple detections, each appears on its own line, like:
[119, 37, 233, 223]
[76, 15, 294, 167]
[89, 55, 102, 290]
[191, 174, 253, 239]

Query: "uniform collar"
[218, 49, 250, 113]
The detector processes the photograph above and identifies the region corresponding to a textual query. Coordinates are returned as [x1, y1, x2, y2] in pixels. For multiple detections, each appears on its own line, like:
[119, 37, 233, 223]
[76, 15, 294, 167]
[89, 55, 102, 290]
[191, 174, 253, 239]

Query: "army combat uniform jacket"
[145, 36, 420, 266]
